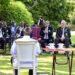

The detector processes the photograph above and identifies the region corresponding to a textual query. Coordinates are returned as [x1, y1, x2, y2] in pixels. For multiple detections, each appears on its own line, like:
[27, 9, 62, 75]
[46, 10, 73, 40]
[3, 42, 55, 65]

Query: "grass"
[71, 35, 75, 44]
[0, 35, 75, 75]
[0, 53, 75, 75]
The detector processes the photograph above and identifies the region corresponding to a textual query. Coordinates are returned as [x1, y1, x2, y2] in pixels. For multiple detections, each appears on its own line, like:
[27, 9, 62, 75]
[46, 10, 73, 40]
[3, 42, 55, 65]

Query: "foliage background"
[0, 0, 34, 25]
[0, 0, 74, 28]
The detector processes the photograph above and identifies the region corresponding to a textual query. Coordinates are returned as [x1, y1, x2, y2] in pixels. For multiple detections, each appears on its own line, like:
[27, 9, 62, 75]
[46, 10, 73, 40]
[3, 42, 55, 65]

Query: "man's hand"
[38, 38, 41, 41]
[60, 38, 64, 41]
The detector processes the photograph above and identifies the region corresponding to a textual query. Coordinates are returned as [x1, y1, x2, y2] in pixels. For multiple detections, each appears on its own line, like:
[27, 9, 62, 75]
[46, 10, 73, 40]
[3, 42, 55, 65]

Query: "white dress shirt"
[0, 28, 3, 38]
[61, 28, 65, 39]
[44, 26, 48, 39]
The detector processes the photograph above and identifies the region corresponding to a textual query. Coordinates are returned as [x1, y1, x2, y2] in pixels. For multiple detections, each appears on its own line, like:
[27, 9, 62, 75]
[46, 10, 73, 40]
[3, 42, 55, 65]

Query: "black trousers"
[14, 69, 33, 75]
[55, 38, 71, 48]
[39, 38, 54, 48]
[0, 38, 4, 49]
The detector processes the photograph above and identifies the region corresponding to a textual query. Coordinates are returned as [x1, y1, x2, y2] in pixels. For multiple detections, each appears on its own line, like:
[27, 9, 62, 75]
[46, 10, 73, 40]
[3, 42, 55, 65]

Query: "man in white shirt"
[10, 27, 41, 75]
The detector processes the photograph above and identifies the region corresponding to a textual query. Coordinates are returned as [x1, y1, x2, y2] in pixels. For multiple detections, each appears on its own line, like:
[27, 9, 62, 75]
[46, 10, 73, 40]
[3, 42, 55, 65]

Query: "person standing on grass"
[10, 27, 41, 75]
[10, 21, 17, 44]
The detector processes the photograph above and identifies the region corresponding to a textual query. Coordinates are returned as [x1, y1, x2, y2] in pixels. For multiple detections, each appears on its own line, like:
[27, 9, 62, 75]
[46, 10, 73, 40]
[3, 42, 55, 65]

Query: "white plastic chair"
[15, 40, 37, 75]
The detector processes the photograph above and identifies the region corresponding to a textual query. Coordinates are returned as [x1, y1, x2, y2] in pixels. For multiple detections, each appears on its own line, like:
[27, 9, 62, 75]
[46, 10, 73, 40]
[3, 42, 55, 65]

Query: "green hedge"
[50, 21, 59, 32]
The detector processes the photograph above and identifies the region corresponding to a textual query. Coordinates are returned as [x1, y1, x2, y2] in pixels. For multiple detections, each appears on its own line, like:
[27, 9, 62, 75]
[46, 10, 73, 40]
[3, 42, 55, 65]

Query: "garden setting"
[0, 0, 75, 75]
[0, 35, 75, 75]
[0, 52, 75, 75]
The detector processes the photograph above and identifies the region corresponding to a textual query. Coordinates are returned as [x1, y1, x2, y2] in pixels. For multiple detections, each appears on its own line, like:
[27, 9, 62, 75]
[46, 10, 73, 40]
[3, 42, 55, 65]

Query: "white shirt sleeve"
[10, 41, 17, 55]
[35, 42, 42, 56]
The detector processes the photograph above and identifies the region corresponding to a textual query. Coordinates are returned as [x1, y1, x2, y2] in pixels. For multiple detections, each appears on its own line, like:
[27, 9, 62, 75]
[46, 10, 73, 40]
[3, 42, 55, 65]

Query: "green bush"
[72, 17, 75, 25]
[0, 0, 10, 5]
[0, 1, 34, 25]
[50, 21, 58, 32]
[0, 4, 1, 12]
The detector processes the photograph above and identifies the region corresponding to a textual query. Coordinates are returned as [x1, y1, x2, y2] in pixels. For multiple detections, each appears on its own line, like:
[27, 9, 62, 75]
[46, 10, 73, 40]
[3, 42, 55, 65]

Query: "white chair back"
[15, 40, 37, 75]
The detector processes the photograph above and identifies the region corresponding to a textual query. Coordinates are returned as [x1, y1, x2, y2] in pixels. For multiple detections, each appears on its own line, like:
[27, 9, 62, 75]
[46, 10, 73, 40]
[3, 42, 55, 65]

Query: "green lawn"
[71, 35, 75, 44]
[0, 35, 75, 75]
[0, 54, 75, 75]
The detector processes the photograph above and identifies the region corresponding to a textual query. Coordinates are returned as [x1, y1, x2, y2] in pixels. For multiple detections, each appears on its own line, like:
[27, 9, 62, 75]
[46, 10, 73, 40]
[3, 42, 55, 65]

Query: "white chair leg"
[33, 68, 36, 75]
[18, 68, 20, 75]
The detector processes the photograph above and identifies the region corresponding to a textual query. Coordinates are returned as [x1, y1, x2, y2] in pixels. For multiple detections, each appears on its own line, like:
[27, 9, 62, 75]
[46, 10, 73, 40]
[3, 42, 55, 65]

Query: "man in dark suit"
[40, 21, 54, 48]
[55, 20, 71, 48]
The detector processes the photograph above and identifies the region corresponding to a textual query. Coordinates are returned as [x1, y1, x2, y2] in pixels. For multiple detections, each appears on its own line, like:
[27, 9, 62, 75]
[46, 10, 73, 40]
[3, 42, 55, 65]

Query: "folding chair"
[15, 40, 37, 75]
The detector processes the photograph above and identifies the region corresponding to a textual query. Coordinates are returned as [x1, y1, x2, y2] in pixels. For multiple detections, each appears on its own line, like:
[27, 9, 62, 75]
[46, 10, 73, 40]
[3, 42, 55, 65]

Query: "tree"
[16, 0, 74, 31]
[0, 0, 34, 25]
[0, 0, 10, 5]
[16, 0, 74, 22]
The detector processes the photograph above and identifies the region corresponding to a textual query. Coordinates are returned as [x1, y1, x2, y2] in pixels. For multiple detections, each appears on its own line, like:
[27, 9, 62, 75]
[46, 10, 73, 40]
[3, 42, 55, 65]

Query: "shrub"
[72, 17, 75, 25]
[50, 21, 59, 32]
[0, 1, 34, 25]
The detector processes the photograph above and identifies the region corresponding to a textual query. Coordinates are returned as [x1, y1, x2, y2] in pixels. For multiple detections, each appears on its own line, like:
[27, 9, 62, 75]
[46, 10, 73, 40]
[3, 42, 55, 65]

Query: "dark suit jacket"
[40, 25, 54, 40]
[56, 27, 71, 39]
